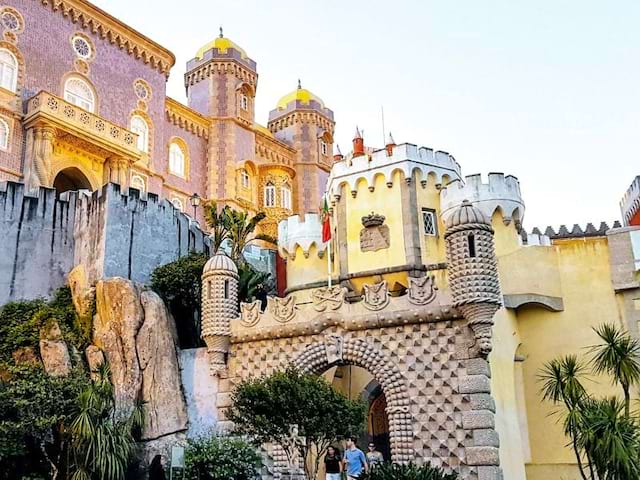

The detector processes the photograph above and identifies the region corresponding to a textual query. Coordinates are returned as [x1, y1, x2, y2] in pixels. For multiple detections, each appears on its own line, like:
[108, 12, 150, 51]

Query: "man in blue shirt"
[343, 437, 368, 479]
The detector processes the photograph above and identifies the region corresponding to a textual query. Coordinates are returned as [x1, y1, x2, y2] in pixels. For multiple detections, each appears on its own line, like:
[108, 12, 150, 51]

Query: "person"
[343, 436, 368, 479]
[366, 442, 384, 468]
[324, 445, 343, 480]
[148, 455, 166, 480]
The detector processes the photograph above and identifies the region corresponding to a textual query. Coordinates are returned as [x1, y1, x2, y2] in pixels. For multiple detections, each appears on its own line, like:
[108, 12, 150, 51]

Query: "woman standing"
[324, 445, 343, 480]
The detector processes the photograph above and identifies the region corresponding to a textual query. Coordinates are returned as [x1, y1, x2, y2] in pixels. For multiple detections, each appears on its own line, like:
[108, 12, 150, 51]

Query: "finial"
[297, 78, 302, 89]
[387, 132, 395, 145]
[219, 26, 224, 38]
[335, 144, 342, 155]
[354, 126, 362, 139]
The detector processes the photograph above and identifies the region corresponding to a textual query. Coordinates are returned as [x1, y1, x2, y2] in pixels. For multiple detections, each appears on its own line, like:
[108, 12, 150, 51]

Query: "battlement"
[278, 214, 327, 259]
[527, 221, 621, 242]
[440, 173, 525, 226]
[326, 143, 462, 197]
[620, 176, 640, 226]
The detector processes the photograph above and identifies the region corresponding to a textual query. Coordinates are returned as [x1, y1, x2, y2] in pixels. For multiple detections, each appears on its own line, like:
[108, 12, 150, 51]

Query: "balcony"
[24, 91, 142, 160]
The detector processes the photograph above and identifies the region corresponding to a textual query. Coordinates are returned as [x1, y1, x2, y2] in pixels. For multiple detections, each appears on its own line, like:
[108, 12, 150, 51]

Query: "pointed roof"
[335, 144, 342, 156]
[386, 132, 395, 145]
[354, 126, 362, 139]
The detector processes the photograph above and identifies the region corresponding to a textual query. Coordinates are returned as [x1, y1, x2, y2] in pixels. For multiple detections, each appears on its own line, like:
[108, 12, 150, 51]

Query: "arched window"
[240, 94, 249, 111]
[130, 174, 145, 192]
[64, 76, 95, 112]
[0, 118, 9, 150]
[130, 115, 149, 152]
[280, 185, 291, 209]
[0, 49, 17, 92]
[169, 142, 185, 177]
[241, 170, 250, 189]
[264, 182, 276, 207]
[171, 197, 184, 211]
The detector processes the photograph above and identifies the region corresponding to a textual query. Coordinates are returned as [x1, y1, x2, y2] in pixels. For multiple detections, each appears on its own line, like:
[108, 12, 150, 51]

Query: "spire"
[333, 144, 343, 162]
[353, 126, 364, 158]
[385, 131, 396, 156]
[297, 78, 302, 90]
[219, 26, 224, 38]
[354, 126, 362, 139]
[387, 132, 395, 145]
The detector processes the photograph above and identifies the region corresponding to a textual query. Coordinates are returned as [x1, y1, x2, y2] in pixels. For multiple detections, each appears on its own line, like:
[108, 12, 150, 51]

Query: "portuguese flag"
[321, 197, 332, 243]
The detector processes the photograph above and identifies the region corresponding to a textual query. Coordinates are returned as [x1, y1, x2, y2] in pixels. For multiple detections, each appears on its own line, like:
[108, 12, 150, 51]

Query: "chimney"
[353, 126, 364, 158]
[385, 132, 396, 156]
[333, 144, 344, 162]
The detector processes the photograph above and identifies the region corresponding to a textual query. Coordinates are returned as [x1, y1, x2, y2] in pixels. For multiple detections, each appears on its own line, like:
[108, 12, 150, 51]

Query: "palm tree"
[539, 355, 591, 480]
[589, 323, 640, 417]
[226, 210, 276, 263]
[203, 201, 233, 253]
[69, 363, 143, 480]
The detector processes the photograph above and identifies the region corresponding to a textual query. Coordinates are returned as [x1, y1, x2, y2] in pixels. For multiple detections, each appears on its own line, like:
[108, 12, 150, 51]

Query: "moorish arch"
[291, 336, 414, 463]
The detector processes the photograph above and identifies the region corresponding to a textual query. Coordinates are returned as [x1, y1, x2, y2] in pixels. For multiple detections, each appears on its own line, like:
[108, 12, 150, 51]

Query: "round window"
[72, 36, 91, 59]
[134, 80, 150, 100]
[1, 12, 19, 31]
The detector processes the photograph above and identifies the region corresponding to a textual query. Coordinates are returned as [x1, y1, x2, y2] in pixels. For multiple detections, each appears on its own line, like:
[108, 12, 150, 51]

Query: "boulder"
[85, 345, 105, 380]
[68, 265, 96, 319]
[39, 321, 71, 377]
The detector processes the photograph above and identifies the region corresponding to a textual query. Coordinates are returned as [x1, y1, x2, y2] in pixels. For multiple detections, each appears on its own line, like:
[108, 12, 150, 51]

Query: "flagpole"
[327, 233, 332, 288]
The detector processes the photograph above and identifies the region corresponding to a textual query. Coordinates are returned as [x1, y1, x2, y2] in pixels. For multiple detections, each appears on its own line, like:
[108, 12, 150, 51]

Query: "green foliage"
[68, 363, 143, 480]
[360, 462, 459, 480]
[229, 367, 366, 480]
[238, 262, 270, 304]
[184, 435, 261, 480]
[150, 251, 208, 348]
[538, 323, 640, 480]
[225, 209, 275, 263]
[203, 202, 233, 254]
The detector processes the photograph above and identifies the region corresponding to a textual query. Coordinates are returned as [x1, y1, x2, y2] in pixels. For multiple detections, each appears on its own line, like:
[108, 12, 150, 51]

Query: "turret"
[333, 144, 344, 162]
[444, 201, 501, 356]
[385, 132, 396, 156]
[352, 127, 364, 158]
[201, 252, 239, 375]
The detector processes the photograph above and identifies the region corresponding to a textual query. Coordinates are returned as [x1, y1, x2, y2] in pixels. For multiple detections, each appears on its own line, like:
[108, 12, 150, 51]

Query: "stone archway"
[53, 166, 92, 194]
[291, 337, 414, 463]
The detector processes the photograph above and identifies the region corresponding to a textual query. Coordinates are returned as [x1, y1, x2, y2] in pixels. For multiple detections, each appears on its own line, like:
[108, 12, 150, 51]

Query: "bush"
[184, 435, 261, 480]
[360, 462, 459, 480]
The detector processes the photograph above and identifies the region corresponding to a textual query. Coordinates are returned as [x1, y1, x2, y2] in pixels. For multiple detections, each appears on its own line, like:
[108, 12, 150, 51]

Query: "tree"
[203, 202, 233, 254]
[229, 367, 366, 480]
[184, 434, 261, 480]
[238, 262, 270, 305]
[68, 363, 143, 480]
[538, 323, 640, 480]
[225, 209, 276, 264]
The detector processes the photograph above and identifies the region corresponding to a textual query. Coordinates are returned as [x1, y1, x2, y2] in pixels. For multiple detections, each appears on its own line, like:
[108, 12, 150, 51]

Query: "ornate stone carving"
[311, 285, 345, 312]
[363, 280, 390, 311]
[240, 300, 261, 327]
[408, 275, 437, 305]
[324, 335, 343, 364]
[360, 224, 390, 252]
[269, 295, 296, 323]
[361, 212, 385, 228]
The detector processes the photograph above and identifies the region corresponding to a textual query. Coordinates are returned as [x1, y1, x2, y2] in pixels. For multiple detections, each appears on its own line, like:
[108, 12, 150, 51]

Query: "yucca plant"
[226, 210, 275, 263]
[203, 202, 233, 254]
[68, 363, 143, 480]
[588, 323, 640, 417]
[359, 462, 458, 480]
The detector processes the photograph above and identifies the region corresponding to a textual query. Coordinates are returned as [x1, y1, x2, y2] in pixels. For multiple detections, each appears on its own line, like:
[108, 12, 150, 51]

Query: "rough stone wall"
[224, 321, 478, 478]
[0, 181, 78, 303]
[180, 347, 218, 437]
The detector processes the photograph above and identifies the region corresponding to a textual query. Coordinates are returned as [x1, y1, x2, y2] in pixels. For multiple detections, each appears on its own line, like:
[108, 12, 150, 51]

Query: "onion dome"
[203, 252, 238, 277]
[276, 80, 325, 110]
[445, 200, 491, 229]
[195, 28, 248, 60]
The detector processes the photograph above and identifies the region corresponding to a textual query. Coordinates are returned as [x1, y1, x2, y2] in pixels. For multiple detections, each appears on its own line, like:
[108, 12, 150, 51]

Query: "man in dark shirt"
[324, 445, 343, 480]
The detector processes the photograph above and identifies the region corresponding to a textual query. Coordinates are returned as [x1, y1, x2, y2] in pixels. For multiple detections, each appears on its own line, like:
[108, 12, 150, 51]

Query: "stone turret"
[444, 201, 501, 356]
[201, 252, 239, 375]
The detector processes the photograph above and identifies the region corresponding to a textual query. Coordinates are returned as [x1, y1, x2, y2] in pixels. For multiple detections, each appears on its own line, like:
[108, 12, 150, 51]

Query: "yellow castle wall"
[415, 172, 448, 265]
[285, 244, 327, 291]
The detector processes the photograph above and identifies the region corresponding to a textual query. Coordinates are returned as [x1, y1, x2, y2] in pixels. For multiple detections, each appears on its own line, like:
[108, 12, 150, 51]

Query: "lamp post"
[190, 192, 201, 219]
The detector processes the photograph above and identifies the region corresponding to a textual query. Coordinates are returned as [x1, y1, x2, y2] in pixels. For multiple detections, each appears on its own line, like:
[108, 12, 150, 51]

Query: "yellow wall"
[415, 172, 448, 265]
[345, 172, 406, 273]
[285, 244, 328, 289]
[491, 210, 521, 257]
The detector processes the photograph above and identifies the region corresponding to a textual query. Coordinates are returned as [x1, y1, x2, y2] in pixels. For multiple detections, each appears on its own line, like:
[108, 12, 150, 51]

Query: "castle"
[2, 2, 640, 480]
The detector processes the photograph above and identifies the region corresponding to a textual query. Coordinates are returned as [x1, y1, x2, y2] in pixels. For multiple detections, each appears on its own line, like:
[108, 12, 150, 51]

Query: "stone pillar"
[460, 358, 502, 480]
[104, 156, 131, 188]
[25, 124, 56, 192]
[400, 172, 422, 274]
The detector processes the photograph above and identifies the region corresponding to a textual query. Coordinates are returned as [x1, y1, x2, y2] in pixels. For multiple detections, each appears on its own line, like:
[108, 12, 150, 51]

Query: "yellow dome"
[276, 83, 325, 110]
[195, 32, 247, 60]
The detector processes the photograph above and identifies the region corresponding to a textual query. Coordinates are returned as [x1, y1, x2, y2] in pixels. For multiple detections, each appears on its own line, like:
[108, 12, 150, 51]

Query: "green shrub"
[184, 435, 261, 480]
[360, 462, 459, 480]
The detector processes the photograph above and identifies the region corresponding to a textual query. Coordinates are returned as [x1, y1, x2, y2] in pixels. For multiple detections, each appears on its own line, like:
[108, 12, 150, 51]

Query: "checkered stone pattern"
[225, 319, 480, 478]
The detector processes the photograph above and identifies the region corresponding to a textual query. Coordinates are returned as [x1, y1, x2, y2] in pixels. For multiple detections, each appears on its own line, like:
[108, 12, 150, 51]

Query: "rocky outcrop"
[68, 265, 95, 319]
[39, 321, 72, 377]
[85, 345, 105, 380]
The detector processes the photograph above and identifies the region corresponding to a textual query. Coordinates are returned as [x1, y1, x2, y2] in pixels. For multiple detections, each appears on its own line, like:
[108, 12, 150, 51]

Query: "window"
[130, 115, 149, 152]
[280, 186, 292, 210]
[0, 118, 9, 150]
[72, 35, 92, 59]
[264, 182, 276, 207]
[240, 94, 249, 111]
[0, 49, 17, 92]
[320, 140, 328, 156]
[224, 279, 230, 299]
[240, 170, 250, 189]
[169, 142, 185, 176]
[422, 208, 437, 236]
[468, 234, 476, 258]
[64, 77, 95, 112]
[130, 174, 145, 192]
[134, 80, 150, 100]
[171, 197, 184, 211]
[1, 12, 20, 31]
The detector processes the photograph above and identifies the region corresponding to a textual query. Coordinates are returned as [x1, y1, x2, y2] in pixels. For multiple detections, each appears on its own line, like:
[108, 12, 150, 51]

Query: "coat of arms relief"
[269, 295, 297, 323]
[408, 275, 438, 305]
[362, 280, 390, 311]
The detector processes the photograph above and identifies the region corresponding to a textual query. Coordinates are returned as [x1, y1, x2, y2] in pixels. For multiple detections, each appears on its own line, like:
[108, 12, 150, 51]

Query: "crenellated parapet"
[326, 143, 461, 198]
[277, 214, 327, 259]
[440, 173, 525, 227]
[529, 221, 621, 241]
[620, 176, 640, 226]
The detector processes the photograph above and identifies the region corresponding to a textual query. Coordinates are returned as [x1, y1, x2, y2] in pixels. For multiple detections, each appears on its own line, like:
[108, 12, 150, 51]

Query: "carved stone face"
[477, 335, 493, 356]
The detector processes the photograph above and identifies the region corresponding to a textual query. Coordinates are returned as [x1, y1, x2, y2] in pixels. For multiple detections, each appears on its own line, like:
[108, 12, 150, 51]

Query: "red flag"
[321, 197, 332, 243]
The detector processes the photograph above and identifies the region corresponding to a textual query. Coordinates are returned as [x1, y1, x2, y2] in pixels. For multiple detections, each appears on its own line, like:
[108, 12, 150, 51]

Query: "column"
[25, 124, 56, 192]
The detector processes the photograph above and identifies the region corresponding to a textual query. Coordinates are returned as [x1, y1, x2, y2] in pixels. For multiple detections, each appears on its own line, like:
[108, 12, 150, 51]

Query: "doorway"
[53, 167, 92, 194]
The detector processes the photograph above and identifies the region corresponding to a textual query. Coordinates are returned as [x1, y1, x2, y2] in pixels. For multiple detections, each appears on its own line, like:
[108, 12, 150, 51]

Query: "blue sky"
[94, 0, 640, 230]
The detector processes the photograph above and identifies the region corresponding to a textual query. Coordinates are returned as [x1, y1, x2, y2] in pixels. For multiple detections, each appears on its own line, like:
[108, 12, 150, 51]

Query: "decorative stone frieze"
[239, 300, 261, 327]
[269, 295, 296, 323]
[408, 275, 437, 305]
[311, 285, 346, 312]
[362, 280, 390, 311]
